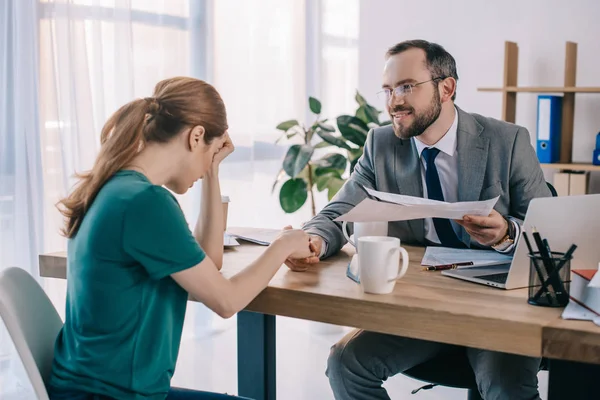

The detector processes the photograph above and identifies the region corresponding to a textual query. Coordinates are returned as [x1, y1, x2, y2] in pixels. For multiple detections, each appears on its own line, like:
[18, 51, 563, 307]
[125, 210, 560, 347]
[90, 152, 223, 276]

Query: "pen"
[422, 261, 474, 271]
[532, 243, 578, 302]
[532, 228, 568, 303]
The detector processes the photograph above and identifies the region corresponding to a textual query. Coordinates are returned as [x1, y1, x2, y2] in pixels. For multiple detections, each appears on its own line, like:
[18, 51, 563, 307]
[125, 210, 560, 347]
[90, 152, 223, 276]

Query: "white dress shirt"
[414, 107, 517, 253]
[414, 108, 461, 245]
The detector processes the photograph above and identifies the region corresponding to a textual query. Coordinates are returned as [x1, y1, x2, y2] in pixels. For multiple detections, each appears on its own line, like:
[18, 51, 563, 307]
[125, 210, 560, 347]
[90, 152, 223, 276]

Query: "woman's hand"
[274, 226, 314, 260]
[212, 132, 234, 166]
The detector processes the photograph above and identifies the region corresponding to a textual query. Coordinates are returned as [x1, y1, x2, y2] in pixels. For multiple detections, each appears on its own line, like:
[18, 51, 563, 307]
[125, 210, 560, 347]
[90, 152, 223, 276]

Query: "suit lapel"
[394, 139, 424, 242]
[456, 107, 489, 245]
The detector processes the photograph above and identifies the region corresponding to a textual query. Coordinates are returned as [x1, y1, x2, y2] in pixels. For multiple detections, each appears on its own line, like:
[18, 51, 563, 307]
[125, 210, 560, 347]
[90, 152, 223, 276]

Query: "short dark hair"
[386, 40, 458, 101]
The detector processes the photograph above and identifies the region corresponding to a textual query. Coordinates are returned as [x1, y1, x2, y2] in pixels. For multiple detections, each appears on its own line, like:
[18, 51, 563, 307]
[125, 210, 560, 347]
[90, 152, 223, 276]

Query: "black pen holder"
[527, 251, 571, 307]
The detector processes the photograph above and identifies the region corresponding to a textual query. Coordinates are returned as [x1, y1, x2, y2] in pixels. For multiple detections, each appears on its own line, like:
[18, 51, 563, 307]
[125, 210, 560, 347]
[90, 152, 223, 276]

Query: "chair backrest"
[546, 181, 558, 197]
[0, 267, 63, 400]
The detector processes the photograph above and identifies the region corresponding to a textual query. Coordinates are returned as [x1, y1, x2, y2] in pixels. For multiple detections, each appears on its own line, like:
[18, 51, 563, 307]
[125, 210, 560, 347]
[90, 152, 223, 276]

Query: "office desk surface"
[40, 233, 585, 360]
[543, 319, 600, 364]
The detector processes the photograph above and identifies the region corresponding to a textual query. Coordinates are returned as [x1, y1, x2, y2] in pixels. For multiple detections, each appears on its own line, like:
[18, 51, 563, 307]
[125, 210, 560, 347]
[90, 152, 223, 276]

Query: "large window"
[37, 0, 359, 250]
[38, 0, 194, 254]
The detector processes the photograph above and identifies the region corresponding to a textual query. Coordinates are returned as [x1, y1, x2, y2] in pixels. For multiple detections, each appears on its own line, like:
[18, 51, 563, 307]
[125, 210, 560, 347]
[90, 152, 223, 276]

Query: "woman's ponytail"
[57, 99, 149, 238]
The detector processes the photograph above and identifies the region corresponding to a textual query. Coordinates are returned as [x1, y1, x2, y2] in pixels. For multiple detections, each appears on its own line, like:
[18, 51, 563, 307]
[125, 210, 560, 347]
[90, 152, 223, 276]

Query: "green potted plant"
[273, 92, 389, 216]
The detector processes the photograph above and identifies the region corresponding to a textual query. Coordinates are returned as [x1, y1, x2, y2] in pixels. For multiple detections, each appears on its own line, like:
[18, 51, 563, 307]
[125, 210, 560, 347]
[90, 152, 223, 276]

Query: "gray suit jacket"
[303, 106, 552, 259]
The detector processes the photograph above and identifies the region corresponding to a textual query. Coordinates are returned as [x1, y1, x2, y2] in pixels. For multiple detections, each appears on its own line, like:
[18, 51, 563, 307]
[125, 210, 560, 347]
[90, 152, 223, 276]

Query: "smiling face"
[382, 48, 443, 140]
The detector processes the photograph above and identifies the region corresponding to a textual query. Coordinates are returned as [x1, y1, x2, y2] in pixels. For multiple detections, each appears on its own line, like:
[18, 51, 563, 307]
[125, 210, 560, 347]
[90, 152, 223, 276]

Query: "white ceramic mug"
[342, 221, 388, 250]
[357, 236, 409, 294]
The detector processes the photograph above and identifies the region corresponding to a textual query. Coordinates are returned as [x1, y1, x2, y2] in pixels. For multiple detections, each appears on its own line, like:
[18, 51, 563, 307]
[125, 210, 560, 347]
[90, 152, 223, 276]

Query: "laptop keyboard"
[474, 272, 508, 284]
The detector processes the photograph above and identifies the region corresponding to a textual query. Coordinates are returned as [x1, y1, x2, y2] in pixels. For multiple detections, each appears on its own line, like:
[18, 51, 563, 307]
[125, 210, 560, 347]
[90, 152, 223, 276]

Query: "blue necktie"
[421, 147, 464, 248]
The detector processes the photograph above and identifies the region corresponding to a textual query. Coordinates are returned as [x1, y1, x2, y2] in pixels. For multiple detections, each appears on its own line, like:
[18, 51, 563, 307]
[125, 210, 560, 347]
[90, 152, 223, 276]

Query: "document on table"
[333, 186, 500, 222]
[224, 232, 240, 247]
[227, 227, 280, 246]
[561, 301, 600, 327]
[421, 247, 513, 267]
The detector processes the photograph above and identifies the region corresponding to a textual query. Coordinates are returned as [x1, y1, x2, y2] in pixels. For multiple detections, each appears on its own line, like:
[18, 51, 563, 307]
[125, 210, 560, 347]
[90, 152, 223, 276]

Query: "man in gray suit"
[287, 40, 551, 400]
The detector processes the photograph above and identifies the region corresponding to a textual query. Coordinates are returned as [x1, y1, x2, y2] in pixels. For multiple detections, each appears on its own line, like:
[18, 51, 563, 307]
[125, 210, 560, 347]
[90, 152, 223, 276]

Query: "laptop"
[442, 194, 600, 289]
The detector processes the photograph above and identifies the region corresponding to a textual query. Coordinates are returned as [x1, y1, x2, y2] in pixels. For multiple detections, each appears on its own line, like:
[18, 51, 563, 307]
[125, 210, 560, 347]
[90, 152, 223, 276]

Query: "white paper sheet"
[333, 194, 500, 223]
[561, 300, 600, 327]
[365, 187, 446, 206]
[421, 247, 513, 267]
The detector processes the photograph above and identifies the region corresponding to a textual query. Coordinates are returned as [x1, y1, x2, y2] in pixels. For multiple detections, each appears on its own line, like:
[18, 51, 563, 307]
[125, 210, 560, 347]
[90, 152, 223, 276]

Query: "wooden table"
[39, 232, 600, 400]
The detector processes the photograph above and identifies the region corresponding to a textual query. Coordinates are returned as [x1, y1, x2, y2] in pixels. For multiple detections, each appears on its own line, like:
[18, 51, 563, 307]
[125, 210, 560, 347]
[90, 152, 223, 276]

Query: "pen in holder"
[527, 251, 572, 307]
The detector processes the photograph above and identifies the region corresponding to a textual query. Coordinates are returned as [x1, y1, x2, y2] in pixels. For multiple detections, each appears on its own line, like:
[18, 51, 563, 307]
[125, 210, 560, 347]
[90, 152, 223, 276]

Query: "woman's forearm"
[194, 166, 224, 269]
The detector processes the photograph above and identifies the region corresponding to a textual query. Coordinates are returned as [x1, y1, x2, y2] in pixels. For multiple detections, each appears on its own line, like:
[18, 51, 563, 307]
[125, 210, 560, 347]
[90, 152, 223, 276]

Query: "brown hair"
[386, 39, 459, 101]
[57, 76, 228, 238]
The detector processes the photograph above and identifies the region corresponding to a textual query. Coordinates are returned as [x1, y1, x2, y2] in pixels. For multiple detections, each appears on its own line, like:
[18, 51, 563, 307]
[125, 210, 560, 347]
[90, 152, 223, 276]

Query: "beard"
[391, 90, 442, 140]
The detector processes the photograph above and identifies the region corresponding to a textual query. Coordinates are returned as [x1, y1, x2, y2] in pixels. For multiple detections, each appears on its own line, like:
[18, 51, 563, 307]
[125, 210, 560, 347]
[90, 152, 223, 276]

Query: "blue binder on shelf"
[536, 95, 562, 163]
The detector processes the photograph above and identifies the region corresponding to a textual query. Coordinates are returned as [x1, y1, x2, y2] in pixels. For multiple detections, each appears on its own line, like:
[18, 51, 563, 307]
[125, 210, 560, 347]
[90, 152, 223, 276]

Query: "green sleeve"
[123, 186, 206, 280]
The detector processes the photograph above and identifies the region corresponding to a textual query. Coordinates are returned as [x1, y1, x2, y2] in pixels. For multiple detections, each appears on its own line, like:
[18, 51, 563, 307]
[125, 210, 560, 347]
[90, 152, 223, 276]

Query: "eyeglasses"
[376, 77, 446, 102]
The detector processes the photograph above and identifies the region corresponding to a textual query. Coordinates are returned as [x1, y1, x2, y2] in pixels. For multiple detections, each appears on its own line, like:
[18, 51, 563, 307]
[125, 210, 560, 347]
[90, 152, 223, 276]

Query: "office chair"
[547, 182, 558, 197]
[403, 182, 556, 398]
[0, 267, 63, 400]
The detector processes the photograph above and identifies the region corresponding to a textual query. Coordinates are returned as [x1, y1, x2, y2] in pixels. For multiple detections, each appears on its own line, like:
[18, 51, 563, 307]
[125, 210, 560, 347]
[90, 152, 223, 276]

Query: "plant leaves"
[314, 141, 333, 149]
[350, 158, 360, 174]
[317, 121, 335, 132]
[314, 170, 343, 192]
[279, 178, 308, 213]
[327, 176, 345, 200]
[337, 115, 369, 146]
[348, 148, 363, 161]
[347, 148, 363, 175]
[309, 97, 322, 114]
[276, 119, 299, 131]
[283, 144, 314, 178]
[271, 169, 286, 194]
[314, 166, 344, 177]
[314, 174, 330, 192]
[314, 153, 347, 171]
[355, 91, 368, 106]
[315, 129, 351, 150]
[356, 104, 381, 125]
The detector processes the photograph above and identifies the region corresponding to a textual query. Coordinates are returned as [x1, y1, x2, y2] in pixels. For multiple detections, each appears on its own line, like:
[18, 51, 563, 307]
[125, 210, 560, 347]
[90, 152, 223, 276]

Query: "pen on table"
[422, 262, 474, 271]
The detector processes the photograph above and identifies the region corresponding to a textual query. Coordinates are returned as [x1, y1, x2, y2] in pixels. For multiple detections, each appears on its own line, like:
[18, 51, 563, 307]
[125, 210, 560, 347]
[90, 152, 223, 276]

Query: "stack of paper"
[421, 247, 513, 267]
[333, 187, 499, 222]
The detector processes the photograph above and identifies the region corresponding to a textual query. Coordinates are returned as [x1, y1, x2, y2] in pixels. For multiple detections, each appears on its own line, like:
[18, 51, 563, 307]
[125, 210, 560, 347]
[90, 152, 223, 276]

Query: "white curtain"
[214, 0, 360, 230]
[0, 0, 46, 396]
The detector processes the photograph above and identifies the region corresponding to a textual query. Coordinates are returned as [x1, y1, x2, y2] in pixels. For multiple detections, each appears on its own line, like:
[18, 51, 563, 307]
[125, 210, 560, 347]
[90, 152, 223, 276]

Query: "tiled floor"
[1, 291, 548, 400]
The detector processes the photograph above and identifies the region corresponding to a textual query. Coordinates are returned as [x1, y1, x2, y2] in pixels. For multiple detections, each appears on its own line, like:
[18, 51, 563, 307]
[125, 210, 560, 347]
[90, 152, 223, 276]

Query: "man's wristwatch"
[491, 216, 516, 251]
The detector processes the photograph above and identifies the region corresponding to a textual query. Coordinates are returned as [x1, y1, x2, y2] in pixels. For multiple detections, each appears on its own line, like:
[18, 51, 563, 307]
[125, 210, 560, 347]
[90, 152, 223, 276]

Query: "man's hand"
[455, 209, 508, 246]
[284, 234, 323, 272]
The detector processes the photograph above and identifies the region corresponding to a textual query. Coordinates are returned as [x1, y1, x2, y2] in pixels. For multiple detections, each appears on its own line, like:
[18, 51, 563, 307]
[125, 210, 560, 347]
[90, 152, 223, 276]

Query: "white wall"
[358, 0, 600, 192]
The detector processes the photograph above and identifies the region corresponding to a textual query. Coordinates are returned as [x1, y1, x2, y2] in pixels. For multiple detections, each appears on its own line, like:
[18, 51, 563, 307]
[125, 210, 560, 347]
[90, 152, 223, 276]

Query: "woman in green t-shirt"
[47, 77, 313, 400]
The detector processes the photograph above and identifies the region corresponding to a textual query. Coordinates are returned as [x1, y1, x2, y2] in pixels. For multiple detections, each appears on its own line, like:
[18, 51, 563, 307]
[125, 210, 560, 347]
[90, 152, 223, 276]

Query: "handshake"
[273, 226, 324, 272]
